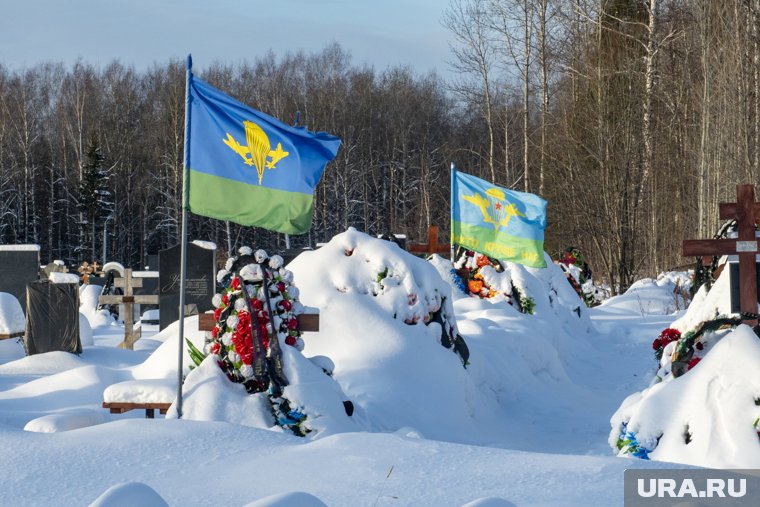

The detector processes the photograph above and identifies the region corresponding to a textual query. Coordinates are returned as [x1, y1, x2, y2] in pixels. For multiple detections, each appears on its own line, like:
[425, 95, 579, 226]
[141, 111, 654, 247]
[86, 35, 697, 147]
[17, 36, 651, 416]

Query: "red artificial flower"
[252, 299, 263, 311]
[222, 293, 229, 306]
[687, 357, 701, 370]
[211, 342, 221, 355]
[285, 336, 297, 347]
[231, 277, 241, 290]
[659, 328, 681, 344]
[276, 281, 286, 293]
[278, 299, 292, 311]
[696, 342, 704, 351]
[211, 326, 219, 339]
[213, 307, 222, 321]
[652, 338, 662, 350]
[476, 255, 491, 268]
[287, 318, 299, 330]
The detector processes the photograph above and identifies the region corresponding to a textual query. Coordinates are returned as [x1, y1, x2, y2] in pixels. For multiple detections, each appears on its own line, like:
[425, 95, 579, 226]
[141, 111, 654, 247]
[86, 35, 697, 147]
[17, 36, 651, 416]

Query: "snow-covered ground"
[0, 230, 716, 506]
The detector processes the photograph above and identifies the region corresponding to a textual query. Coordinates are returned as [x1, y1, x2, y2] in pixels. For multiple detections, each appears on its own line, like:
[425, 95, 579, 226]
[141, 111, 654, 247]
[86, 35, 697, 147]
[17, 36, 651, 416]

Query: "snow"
[132, 271, 158, 278]
[0, 228, 740, 505]
[89, 482, 169, 507]
[49, 272, 80, 284]
[0, 244, 40, 251]
[192, 240, 217, 250]
[102, 261, 125, 277]
[103, 379, 176, 404]
[0, 292, 25, 334]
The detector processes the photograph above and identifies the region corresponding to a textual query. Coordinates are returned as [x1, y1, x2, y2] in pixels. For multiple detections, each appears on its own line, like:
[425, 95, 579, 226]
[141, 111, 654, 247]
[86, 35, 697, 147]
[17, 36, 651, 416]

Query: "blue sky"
[0, 0, 452, 75]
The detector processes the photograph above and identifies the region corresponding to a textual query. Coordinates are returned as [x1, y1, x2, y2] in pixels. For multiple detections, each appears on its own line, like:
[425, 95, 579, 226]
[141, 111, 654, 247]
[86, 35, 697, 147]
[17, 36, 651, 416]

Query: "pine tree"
[78, 135, 112, 262]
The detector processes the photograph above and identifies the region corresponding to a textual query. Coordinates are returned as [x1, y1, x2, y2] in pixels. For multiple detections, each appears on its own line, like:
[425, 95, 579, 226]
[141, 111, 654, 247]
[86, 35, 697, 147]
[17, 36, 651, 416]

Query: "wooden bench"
[102, 379, 175, 418]
[0, 331, 24, 341]
[102, 402, 172, 418]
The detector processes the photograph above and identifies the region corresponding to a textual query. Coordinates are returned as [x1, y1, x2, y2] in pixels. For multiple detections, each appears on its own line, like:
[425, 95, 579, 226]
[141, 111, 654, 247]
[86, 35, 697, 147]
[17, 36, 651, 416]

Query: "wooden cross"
[408, 225, 451, 256]
[98, 269, 159, 349]
[683, 184, 760, 326]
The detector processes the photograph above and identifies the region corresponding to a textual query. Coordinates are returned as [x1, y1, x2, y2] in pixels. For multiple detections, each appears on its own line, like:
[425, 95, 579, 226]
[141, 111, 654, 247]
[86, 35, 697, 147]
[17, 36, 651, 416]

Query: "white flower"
[238, 246, 253, 256]
[246, 285, 257, 298]
[221, 332, 233, 346]
[203, 343, 212, 355]
[225, 257, 235, 271]
[292, 301, 304, 314]
[269, 255, 284, 269]
[212, 293, 223, 308]
[226, 315, 239, 329]
[216, 269, 229, 283]
[234, 298, 247, 312]
[272, 315, 282, 329]
[240, 263, 263, 282]
[279, 268, 294, 283]
[287, 286, 300, 299]
[254, 249, 268, 263]
[239, 364, 253, 378]
[228, 351, 239, 363]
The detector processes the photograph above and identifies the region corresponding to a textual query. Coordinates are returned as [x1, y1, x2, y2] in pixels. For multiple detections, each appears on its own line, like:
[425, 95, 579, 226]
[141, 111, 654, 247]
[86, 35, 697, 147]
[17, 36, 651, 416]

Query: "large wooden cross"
[99, 269, 159, 349]
[683, 184, 760, 326]
[408, 225, 450, 256]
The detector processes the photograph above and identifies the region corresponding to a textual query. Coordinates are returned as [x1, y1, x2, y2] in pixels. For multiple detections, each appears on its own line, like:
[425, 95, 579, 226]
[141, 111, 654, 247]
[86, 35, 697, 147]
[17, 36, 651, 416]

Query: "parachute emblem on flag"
[222, 120, 290, 185]
[463, 188, 526, 232]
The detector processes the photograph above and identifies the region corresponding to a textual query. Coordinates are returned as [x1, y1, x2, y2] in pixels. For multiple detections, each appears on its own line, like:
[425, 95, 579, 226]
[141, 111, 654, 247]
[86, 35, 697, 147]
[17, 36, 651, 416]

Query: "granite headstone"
[0, 245, 41, 312]
[159, 242, 216, 330]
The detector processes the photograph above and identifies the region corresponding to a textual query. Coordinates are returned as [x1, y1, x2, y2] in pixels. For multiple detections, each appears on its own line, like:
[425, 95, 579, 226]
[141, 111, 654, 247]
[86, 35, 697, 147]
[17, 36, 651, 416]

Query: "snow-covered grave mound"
[0, 292, 25, 336]
[79, 284, 115, 329]
[288, 228, 610, 447]
[598, 271, 691, 316]
[610, 262, 760, 467]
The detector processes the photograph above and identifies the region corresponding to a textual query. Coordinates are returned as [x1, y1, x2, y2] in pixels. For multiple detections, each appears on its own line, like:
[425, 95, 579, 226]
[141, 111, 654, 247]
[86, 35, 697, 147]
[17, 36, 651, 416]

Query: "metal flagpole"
[450, 162, 455, 263]
[176, 54, 193, 419]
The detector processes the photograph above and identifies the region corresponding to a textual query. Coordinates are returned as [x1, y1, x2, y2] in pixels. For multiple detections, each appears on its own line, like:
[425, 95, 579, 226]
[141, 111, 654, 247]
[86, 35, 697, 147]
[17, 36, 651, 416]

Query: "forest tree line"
[0, 0, 757, 293]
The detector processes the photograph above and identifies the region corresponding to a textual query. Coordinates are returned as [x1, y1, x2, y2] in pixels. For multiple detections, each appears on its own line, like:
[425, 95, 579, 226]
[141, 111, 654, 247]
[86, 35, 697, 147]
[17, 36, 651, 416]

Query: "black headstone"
[147, 254, 159, 271]
[134, 272, 159, 312]
[24, 280, 81, 355]
[159, 243, 216, 330]
[728, 261, 760, 314]
[0, 246, 41, 312]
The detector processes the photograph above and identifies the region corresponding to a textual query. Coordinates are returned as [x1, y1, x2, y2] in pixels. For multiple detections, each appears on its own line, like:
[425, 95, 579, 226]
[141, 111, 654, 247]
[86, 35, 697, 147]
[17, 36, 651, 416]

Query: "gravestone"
[147, 254, 159, 271]
[25, 279, 81, 355]
[0, 245, 41, 312]
[159, 242, 216, 330]
[133, 271, 159, 313]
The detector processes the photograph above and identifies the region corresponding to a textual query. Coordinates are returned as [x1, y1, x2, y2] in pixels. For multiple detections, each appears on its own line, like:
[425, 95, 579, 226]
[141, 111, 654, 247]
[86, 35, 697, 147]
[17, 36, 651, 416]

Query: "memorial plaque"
[159, 242, 216, 330]
[0, 245, 41, 312]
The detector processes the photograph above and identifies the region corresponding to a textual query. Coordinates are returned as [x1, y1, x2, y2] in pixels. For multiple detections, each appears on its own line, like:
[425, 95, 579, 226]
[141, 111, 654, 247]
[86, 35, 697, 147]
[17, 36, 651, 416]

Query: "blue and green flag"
[185, 74, 340, 234]
[451, 167, 547, 268]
